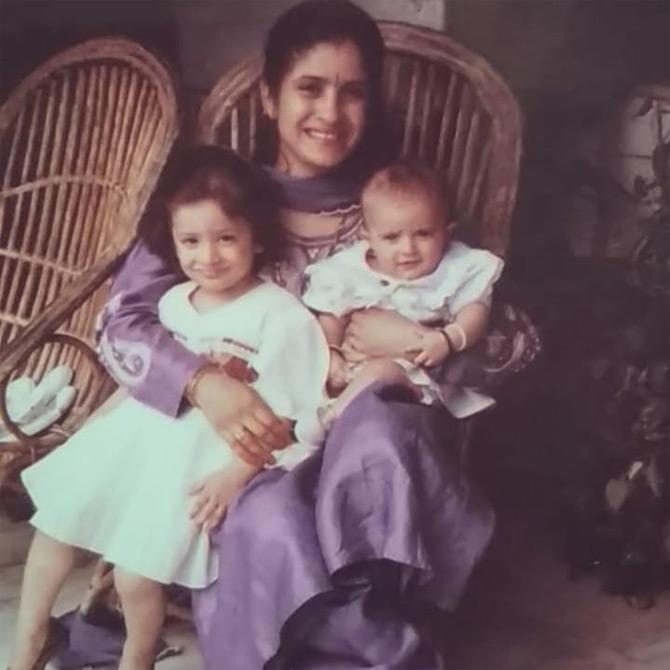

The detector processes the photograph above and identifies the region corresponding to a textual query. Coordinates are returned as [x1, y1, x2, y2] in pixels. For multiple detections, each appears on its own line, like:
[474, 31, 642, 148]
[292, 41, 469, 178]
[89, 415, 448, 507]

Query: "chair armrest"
[0, 246, 124, 387]
[0, 333, 108, 446]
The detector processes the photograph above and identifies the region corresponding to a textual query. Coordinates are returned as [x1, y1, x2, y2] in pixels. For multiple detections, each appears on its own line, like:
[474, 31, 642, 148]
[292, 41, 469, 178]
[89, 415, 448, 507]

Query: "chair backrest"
[0, 37, 178, 375]
[197, 22, 522, 258]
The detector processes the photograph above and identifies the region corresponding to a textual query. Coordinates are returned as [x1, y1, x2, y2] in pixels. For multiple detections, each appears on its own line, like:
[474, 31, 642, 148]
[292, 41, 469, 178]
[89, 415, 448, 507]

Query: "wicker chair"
[198, 21, 527, 464]
[0, 38, 178, 488]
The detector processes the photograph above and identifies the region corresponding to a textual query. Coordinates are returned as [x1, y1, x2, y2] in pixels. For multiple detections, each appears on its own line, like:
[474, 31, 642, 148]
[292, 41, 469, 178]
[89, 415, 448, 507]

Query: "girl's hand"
[343, 309, 425, 362]
[413, 329, 450, 367]
[188, 469, 247, 531]
[192, 369, 292, 467]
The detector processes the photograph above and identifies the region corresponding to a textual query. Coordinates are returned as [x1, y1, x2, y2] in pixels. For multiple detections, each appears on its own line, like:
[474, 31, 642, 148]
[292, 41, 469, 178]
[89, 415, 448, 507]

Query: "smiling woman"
[261, 40, 368, 177]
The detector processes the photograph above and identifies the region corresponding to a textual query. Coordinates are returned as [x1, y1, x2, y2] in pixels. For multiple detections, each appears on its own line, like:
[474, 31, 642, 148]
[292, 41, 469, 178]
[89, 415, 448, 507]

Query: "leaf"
[651, 142, 670, 184]
[644, 458, 662, 498]
[605, 477, 630, 512]
[633, 175, 649, 199]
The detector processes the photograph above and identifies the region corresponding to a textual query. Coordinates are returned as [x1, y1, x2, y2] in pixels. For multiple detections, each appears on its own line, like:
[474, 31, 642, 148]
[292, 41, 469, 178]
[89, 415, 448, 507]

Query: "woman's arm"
[343, 302, 490, 368]
[318, 312, 350, 395]
[98, 240, 203, 417]
[98, 240, 290, 464]
[318, 312, 348, 348]
[342, 308, 425, 362]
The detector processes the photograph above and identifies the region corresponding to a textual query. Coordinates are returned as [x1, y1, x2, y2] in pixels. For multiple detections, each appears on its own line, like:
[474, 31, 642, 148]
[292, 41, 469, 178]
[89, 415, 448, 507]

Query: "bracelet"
[436, 327, 454, 352]
[184, 363, 220, 407]
[445, 322, 467, 352]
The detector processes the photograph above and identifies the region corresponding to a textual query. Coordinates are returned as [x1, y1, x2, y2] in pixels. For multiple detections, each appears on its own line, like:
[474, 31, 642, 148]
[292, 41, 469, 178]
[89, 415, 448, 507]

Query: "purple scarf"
[263, 165, 363, 214]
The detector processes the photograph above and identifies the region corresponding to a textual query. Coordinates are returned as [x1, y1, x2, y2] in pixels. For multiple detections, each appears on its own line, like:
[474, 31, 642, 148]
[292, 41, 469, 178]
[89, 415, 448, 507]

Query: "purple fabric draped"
[263, 165, 362, 214]
[193, 382, 494, 669]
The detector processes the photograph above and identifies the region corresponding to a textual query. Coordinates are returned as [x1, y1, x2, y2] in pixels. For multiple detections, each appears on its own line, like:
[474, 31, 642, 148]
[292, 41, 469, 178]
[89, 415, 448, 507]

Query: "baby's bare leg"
[331, 359, 420, 420]
[114, 567, 166, 670]
[9, 531, 76, 669]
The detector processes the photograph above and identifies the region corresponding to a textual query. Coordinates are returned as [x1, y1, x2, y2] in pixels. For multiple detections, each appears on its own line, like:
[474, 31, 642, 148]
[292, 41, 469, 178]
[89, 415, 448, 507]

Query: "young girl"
[301, 160, 504, 432]
[9, 146, 328, 670]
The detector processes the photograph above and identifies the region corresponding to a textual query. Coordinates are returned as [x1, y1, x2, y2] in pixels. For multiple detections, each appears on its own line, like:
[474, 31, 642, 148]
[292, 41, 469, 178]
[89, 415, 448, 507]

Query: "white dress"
[22, 281, 329, 588]
[301, 240, 504, 417]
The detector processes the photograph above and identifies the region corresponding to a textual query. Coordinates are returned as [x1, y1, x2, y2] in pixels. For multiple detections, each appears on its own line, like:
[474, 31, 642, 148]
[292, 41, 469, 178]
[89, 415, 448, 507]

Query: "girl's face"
[171, 198, 260, 302]
[363, 192, 448, 281]
[262, 39, 368, 177]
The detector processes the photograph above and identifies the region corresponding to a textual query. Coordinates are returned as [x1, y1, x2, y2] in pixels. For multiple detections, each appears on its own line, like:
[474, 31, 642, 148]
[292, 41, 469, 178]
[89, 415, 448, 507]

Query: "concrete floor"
[446, 507, 670, 670]
[1, 510, 668, 670]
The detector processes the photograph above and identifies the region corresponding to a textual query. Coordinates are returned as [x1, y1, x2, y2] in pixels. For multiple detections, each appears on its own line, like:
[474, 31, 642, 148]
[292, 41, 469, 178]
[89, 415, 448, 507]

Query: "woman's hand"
[192, 368, 292, 467]
[188, 468, 249, 531]
[342, 309, 425, 363]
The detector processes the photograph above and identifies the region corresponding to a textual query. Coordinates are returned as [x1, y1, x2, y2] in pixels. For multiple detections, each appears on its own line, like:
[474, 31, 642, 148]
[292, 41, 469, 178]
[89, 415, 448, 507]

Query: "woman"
[99, 1, 495, 667]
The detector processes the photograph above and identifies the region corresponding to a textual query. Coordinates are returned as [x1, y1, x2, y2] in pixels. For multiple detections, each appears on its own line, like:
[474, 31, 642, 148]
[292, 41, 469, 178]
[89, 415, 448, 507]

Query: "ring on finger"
[234, 427, 248, 441]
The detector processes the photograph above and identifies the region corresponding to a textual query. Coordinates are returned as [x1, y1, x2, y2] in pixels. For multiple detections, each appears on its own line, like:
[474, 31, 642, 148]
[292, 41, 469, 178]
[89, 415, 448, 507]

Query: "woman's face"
[263, 39, 368, 178]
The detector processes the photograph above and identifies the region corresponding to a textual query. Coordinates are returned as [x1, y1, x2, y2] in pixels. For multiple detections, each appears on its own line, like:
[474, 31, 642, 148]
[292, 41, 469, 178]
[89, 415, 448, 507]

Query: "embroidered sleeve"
[96, 240, 206, 417]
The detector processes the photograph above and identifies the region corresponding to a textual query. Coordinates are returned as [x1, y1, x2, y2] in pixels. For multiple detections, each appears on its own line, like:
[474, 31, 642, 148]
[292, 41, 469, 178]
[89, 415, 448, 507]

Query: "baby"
[302, 160, 504, 434]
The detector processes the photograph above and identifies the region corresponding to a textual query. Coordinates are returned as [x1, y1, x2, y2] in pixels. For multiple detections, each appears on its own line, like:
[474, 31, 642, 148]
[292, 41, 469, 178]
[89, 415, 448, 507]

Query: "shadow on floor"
[438, 452, 670, 670]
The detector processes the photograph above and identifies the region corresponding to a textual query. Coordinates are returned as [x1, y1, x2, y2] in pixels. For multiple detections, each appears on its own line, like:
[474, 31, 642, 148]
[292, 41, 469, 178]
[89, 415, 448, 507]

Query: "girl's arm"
[98, 240, 290, 465]
[188, 455, 260, 530]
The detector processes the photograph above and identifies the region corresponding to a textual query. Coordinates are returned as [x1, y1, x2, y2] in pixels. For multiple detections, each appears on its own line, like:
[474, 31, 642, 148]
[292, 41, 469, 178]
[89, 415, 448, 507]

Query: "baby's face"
[362, 192, 448, 280]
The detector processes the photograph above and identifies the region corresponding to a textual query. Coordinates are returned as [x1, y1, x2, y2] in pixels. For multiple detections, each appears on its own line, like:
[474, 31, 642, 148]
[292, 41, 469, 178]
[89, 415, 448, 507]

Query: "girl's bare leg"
[9, 531, 76, 670]
[332, 359, 420, 419]
[114, 567, 165, 670]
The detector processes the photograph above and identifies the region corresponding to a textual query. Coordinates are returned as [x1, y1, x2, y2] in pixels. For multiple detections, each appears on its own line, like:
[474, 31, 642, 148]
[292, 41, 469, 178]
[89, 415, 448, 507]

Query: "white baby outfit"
[22, 281, 328, 588]
[302, 240, 503, 417]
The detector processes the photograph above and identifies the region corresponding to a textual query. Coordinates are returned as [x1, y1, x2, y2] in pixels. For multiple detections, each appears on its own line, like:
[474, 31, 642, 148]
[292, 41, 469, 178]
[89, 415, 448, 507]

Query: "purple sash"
[263, 165, 362, 214]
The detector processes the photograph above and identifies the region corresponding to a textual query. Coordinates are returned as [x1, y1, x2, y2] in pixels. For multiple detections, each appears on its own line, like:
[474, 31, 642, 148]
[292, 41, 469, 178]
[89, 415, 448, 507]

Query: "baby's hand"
[188, 469, 246, 531]
[413, 329, 450, 368]
[327, 349, 349, 396]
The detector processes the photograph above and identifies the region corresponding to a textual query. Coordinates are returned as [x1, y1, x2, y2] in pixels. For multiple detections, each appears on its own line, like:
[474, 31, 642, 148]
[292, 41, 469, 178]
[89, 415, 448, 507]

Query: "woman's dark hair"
[256, 0, 394, 175]
[141, 145, 283, 273]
